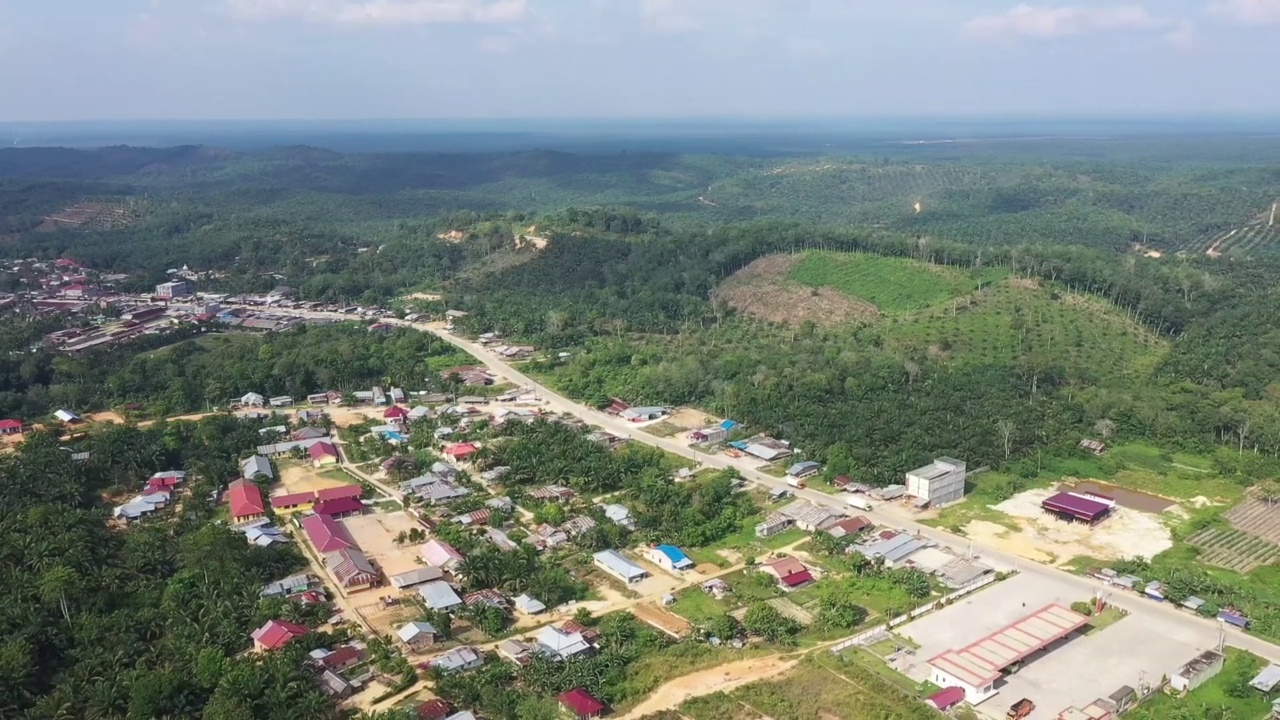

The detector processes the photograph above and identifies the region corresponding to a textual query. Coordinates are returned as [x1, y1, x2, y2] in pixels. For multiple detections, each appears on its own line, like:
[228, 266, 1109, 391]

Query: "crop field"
[1187, 527, 1280, 572]
[882, 280, 1168, 379]
[1187, 203, 1280, 257]
[787, 252, 1000, 313]
[1226, 497, 1280, 544]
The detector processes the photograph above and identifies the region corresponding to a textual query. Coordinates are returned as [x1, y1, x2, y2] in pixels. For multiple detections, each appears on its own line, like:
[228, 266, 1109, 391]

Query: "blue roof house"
[646, 545, 694, 572]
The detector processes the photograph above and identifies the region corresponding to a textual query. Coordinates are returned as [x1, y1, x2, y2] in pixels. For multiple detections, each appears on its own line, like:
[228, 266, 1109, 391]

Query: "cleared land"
[788, 251, 997, 313]
[1225, 496, 1280, 544]
[631, 602, 694, 638]
[341, 511, 428, 578]
[620, 656, 798, 719]
[1188, 526, 1280, 573]
[712, 255, 881, 327]
[276, 459, 353, 496]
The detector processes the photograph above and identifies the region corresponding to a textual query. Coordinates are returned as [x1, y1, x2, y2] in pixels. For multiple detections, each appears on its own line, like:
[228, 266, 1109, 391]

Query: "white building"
[1171, 650, 1225, 692]
[905, 457, 967, 506]
[155, 280, 192, 298]
[592, 550, 649, 583]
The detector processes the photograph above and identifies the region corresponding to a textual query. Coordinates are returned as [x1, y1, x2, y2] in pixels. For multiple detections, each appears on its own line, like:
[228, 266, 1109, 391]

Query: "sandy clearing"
[87, 411, 126, 424]
[961, 488, 1174, 565]
[618, 656, 799, 719]
[342, 511, 427, 577]
[667, 408, 715, 431]
[402, 291, 443, 301]
[276, 461, 352, 496]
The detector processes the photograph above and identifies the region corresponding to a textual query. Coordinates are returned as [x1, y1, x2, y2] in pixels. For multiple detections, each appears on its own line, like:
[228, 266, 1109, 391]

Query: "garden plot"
[1188, 527, 1280, 572]
[766, 597, 814, 626]
[960, 487, 1173, 565]
[1226, 497, 1280, 544]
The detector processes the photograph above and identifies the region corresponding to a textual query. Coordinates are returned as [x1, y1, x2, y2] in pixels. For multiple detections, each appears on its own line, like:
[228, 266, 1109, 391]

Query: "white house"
[646, 545, 694, 573]
[592, 550, 649, 584]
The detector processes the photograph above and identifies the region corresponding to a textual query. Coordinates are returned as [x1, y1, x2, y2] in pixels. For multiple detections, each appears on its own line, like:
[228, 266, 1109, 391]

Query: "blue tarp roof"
[1219, 611, 1250, 627]
[720, 420, 738, 430]
[727, 440, 749, 450]
[655, 545, 691, 564]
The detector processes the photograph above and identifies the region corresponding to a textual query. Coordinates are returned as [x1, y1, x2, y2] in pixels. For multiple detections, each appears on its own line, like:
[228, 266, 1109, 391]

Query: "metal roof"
[1041, 492, 1111, 521]
[928, 604, 1091, 688]
[418, 581, 463, 610]
[593, 550, 648, 580]
[1251, 664, 1280, 692]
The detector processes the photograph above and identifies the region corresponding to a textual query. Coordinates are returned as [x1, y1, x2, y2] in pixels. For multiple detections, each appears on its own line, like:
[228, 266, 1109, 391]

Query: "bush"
[1070, 600, 1095, 616]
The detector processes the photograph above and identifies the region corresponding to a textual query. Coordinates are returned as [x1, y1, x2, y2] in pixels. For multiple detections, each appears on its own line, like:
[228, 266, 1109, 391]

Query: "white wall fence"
[829, 572, 1005, 654]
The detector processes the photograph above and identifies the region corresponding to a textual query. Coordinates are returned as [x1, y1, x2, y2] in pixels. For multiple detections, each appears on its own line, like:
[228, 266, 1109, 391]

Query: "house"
[853, 531, 928, 568]
[54, 409, 83, 424]
[244, 524, 290, 547]
[384, 405, 409, 421]
[737, 436, 791, 461]
[557, 688, 606, 720]
[390, 566, 445, 590]
[301, 514, 356, 553]
[528, 485, 575, 502]
[251, 619, 309, 651]
[291, 426, 330, 441]
[1079, 439, 1108, 455]
[431, 646, 484, 673]
[497, 639, 536, 665]
[826, 516, 872, 539]
[647, 545, 694, 572]
[241, 455, 274, 480]
[416, 698, 454, 720]
[240, 392, 266, 408]
[397, 621, 440, 650]
[0, 419, 23, 435]
[702, 578, 730, 599]
[534, 625, 594, 660]
[113, 498, 164, 523]
[261, 573, 318, 598]
[312, 642, 368, 672]
[561, 515, 598, 537]
[408, 405, 431, 421]
[418, 581, 464, 611]
[463, 589, 509, 610]
[775, 499, 840, 532]
[443, 443, 479, 461]
[476, 528, 516, 554]
[227, 479, 266, 522]
[926, 687, 966, 712]
[593, 549, 649, 583]
[325, 548, 380, 591]
[317, 670, 353, 699]
[420, 539, 464, 570]
[905, 457, 967, 506]
[306, 392, 330, 405]
[314, 496, 363, 519]
[754, 514, 794, 538]
[1251, 664, 1280, 692]
[269, 396, 294, 407]
[372, 386, 387, 405]
[485, 496, 514, 512]
[620, 406, 668, 422]
[760, 557, 813, 589]
[787, 461, 821, 479]
[602, 503, 636, 529]
[530, 524, 570, 551]
[309, 441, 339, 467]
[514, 594, 547, 614]
[1171, 650, 1225, 692]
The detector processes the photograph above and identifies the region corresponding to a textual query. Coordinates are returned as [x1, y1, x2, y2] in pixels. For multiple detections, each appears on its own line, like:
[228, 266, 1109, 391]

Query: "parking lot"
[896, 572, 1219, 719]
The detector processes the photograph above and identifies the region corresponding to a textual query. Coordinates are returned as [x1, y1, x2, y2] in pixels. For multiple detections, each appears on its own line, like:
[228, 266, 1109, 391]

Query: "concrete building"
[905, 457, 967, 506]
[155, 280, 192, 298]
[1170, 650, 1225, 693]
[592, 550, 649, 583]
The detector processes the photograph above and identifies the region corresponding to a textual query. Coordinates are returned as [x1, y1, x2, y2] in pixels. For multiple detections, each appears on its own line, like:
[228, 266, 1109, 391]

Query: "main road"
[242, 307, 1280, 662]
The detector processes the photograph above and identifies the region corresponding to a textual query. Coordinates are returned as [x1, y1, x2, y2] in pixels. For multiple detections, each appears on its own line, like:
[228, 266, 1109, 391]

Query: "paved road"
[239, 307, 1280, 663]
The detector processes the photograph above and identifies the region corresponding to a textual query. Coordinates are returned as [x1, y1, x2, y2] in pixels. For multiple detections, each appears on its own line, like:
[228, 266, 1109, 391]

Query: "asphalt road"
[242, 307, 1280, 663]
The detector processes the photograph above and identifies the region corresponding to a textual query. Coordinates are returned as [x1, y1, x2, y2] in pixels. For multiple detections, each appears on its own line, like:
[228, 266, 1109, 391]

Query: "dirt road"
[617, 655, 798, 719]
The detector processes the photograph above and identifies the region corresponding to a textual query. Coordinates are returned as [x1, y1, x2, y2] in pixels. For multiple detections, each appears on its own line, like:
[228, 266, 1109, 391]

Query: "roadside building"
[825, 516, 872, 539]
[390, 566, 445, 590]
[646, 545, 694, 572]
[755, 513, 794, 538]
[431, 646, 484, 674]
[261, 573, 318, 598]
[1170, 650, 1225, 692]
[1041, 492, 1114, 525]
[905, 457, 967, 506]
[396, 621, 440, 651]
[787, 460, 821, 479]
[926, 687, 966, 712]
[592, 549, 649, 584]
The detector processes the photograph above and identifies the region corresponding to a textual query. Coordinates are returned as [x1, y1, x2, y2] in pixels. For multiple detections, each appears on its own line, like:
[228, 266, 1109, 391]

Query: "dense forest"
[0, 419, 342, 719]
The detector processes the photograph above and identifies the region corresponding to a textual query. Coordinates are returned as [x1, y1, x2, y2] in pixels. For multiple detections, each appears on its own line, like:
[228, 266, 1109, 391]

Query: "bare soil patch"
[961, 487, 1174, 565]
[354, 599, 422, 643]
[277, 460, 352, 496]
[342, 511, 427, 577]
[436, 230, 467, 243]
[87, 411, 126, 424]
[713, 255, 880, 327]
[402, 291, 442, 301]
[667, 407, 714, 430]
[618, 656, 799, 719]
[632, 603, 693, 638]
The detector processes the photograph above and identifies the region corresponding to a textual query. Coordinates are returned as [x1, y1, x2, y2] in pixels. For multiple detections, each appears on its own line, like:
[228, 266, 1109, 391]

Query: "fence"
[829, 571, 1007, 654]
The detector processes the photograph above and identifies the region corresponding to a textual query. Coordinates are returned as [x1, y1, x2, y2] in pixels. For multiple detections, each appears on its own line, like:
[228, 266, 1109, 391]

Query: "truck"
[1006, 698, 1034, 720]
[786, 477, 806, 489]
[846, 496, 872, 511]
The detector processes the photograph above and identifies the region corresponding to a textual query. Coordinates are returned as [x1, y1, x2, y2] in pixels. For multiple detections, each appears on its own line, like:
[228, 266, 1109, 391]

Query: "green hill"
[788, 251, 1004, 313]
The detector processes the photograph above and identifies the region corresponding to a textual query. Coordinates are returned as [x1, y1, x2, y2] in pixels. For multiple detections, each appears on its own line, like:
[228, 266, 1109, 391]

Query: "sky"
[1, 0, 1279, 121]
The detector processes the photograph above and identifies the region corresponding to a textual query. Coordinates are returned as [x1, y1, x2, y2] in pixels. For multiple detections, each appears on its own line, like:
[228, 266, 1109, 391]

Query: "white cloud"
[964, 4, 1166, 39]
[641, 0, 701, 34]
[226, 0, 528, 25]
[1163, 19, 1195, 49]
[1208, 0, 1280, 24]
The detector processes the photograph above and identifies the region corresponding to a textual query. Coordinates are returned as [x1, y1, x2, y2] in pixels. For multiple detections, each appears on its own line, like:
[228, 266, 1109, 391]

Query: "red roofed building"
[926, 686, 966, 711]
[384, 405, 408, 420]
[778, 569, 814, 589]
[0, 419, 23, 435]
[557, 688, 606, 719]
[251, 619, 308, 651]
[227, 479, 266, 523]
[271, 491, 316, 512]
[416, 699, 453, 720]
[314, 496, 363, 519]
[443, 442, 479, 461]
[309, 441, 339, 467]
[1041, 491, 1113, 525]
[301, 513, 355, 553]
[316, 644, 367, 671]
[315, 485, 362, 502]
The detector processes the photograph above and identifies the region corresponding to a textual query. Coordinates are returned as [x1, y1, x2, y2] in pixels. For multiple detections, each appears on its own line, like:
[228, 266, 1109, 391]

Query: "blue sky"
[2, 0, 1278, 120]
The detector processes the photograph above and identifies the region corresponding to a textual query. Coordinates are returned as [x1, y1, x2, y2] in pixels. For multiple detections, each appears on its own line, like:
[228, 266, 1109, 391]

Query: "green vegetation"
[789, 251, 1002, 313]
[1126, 649, 1273, 720]
[709, 655, 940, 720]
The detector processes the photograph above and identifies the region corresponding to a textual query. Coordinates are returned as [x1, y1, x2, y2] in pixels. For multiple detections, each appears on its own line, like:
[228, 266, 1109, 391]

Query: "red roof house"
[301, 513, 355, 553]
[227, 479, 265, 522]
[926, 686, 966, 711]
[760, 556, 807, 580]
[443, 442, 479, 460]
[557, 688, 606, 719]
[316, 644, 367, 671]
[384, 405, 409, 420]
[271, 491, 316, 510]
[778, 570, 815, 588]
[0, 419, 24, 434]
[315, 485, 363, 502]
[415, 699, 453, 720]
[309, 441, 339, 466]
[251, 619, 308, 651]
[313, 496, 363, 518]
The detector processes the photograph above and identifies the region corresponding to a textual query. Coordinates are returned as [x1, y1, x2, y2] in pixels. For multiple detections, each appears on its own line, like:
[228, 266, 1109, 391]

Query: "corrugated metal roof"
[928, 604, 1091, 687]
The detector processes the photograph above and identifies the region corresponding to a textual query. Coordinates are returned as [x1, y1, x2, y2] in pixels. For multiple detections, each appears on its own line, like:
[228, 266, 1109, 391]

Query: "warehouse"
[1041, 492, 1114, 525]
[927, 603, 1091, 704]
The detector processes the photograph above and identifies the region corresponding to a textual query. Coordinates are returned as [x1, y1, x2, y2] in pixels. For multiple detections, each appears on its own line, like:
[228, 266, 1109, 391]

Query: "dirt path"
[617, 655, 799, 719]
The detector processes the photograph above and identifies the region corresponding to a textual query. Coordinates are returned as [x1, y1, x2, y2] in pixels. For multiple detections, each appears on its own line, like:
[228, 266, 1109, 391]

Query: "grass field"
[788, 252, 999, 313]
[1125, 648, 1271, 720]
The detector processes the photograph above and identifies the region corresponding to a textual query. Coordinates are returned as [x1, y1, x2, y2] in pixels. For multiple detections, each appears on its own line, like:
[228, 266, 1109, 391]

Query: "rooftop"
[928, 603, 1091, 688]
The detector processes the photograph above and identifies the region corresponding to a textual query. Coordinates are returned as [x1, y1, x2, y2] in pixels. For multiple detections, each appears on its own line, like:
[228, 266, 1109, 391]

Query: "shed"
[875, 484, 907, 500]
[514, 594, 547, 614]
[787, 460, 821, 478]
[593, 549, 649, 583]
[1170, 649, 1225, 692]
[396, 621, 439, 649]
[1041, 491, 1112, 524]
[1251, 664, 1280, 692]
[1219, 610, 1251, 629]
[1182, 596, 1207, 612]
[926, 686, 966, 711]
[418, 581, 464, 611]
